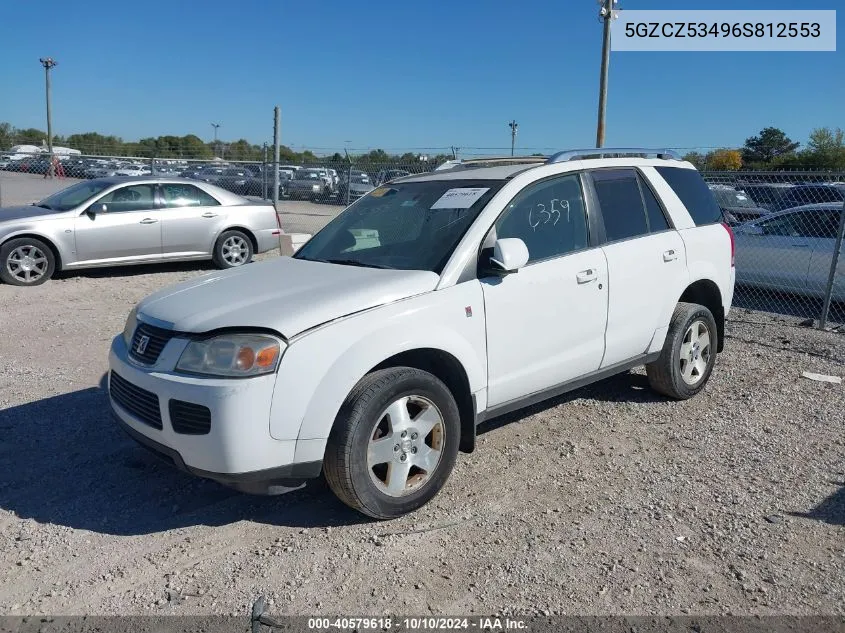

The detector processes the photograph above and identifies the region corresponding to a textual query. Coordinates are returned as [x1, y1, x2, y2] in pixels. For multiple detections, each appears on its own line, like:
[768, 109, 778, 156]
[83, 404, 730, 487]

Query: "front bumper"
[108, 334, 322, 494]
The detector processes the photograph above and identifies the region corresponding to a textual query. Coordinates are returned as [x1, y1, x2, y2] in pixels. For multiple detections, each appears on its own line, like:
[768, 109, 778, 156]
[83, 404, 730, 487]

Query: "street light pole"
[39, 57, 57, 178]
[595, 0, 618, 148]
[508, 120, 518, 156]
[211, 123, 221, 157]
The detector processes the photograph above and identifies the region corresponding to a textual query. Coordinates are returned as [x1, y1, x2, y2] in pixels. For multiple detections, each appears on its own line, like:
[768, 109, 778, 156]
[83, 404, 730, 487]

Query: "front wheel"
[0, 237, 56, 286]
[212, 230, 254, 269]
[323, 367, 461, 520]
[646, 302, 718, 400]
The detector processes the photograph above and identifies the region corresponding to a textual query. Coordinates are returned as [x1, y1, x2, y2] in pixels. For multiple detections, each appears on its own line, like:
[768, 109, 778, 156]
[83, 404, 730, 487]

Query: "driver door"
[481, 173, 608, 407]
[73, 183, 163, 265]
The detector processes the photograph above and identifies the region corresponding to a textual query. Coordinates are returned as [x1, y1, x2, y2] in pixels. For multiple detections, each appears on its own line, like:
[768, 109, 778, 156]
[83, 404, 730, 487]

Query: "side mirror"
[87, 203, 107, 217]
[489, 238, 530, 274]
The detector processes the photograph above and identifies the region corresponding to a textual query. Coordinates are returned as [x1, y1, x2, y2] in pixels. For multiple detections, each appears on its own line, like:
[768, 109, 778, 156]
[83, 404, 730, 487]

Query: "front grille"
[128, 322, 175, 365]
[169, 400, 212, 435]
[110, 371, 163, 430]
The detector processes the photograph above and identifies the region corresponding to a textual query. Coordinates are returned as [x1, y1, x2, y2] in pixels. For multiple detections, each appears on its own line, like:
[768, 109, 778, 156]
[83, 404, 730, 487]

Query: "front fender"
[268, 281, 487, 443]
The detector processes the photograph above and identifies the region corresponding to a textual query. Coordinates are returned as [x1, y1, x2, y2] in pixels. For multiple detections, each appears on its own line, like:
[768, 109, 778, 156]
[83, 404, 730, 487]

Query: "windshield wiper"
[322, 258, 393, 269]
[34, 203, 51, 209]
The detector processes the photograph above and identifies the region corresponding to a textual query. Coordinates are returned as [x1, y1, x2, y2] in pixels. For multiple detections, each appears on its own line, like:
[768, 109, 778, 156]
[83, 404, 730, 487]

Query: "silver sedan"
[0, 177, 281, 286]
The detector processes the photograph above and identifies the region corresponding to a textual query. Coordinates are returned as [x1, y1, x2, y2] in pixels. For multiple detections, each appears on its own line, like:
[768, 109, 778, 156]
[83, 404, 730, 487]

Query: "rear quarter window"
[655, 166, 723, 226]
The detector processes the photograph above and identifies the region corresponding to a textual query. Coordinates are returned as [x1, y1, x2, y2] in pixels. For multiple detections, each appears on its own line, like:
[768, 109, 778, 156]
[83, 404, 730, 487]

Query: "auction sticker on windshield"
[431, 187, 490, 209]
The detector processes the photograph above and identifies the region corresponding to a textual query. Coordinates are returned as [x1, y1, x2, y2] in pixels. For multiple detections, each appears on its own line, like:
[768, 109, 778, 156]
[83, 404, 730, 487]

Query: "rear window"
[656, 166, 723, 225]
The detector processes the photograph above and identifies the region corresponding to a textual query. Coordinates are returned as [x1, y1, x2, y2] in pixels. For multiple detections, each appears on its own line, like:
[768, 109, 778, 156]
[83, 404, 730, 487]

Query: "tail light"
[721, 222, 735, 267]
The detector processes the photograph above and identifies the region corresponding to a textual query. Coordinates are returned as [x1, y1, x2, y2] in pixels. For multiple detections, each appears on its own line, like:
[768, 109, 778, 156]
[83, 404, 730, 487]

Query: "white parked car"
[109, 148, 735, 519]
[114, 165, 151, 177]
[733, 203, 844, 300]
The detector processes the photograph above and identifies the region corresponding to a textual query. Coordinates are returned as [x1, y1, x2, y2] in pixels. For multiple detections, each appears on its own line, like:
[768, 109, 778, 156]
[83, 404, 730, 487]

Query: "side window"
[796, 211, 840, 239]
[592, 169, 649, 242]
[160, 184, 219, 208]
[638, 175, 670, 232]
[96, 185, 155, 212]
[655, 166, 722, 225]
[493, 174, 588, 264]
[759, 214, 801, 237]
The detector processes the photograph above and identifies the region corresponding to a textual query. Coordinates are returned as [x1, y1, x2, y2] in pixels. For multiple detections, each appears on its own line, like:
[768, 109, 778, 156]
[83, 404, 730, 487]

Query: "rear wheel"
[0, 237, 56, 286]
[323, 367, 461, 519]
[212, 230, 253, 269]
[646, 302, 718, 400]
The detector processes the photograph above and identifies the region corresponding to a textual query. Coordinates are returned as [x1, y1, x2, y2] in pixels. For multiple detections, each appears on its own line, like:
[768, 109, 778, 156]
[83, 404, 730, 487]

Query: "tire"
[646, 302, 718, 400]
[323, 367, 461, 520]
[0, 237, 56, 286]
[212, 230, 254, 269]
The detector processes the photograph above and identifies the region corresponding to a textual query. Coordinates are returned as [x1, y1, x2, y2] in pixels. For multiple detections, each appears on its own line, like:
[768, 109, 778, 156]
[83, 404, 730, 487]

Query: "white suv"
[109, 149, 735, 519]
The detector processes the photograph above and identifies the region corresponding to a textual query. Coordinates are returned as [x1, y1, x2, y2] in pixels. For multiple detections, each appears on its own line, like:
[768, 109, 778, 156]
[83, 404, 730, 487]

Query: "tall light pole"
[211, 123, 221, 157]
[39, 57, 58, 178]
[595, 0, 619, 148]
[508, 120, 518, 156]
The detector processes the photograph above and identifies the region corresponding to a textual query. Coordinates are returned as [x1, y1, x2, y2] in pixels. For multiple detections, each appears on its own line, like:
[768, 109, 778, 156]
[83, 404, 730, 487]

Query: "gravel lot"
[0, 172, 843, 618]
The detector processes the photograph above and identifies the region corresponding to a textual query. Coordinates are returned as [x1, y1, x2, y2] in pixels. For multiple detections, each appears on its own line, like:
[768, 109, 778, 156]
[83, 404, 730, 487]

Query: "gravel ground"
[0, 252, 843, 617]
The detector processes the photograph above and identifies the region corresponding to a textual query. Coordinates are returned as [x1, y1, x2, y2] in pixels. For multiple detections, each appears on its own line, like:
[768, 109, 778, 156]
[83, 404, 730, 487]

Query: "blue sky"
[1, 0, 842, 154]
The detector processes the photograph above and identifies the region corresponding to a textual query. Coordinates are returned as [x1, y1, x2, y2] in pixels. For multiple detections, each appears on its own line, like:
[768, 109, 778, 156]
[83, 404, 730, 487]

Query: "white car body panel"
[599, 231, 688, 368]
[136, 256, 440, 336]
[482, 248, 609, 406]
[270, 282, 488, 442]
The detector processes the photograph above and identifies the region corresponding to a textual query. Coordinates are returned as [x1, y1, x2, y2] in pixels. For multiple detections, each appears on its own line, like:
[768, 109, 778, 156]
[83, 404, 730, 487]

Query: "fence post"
[345, 162, 352, 206]
[818, 198, 845, 329]
[262, 143, 268, 200]
[150, 155, 155, 174]
[272, 107, 280, 212]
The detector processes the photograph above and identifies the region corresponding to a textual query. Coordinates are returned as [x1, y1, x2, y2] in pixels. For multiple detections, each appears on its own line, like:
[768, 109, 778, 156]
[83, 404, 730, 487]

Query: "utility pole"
[272, 107, 280, 212]
[39, 57, 57, 178]
[595, 0, 618, 148]
[211, 123, 221, 157]
[508, 121, 518, 156]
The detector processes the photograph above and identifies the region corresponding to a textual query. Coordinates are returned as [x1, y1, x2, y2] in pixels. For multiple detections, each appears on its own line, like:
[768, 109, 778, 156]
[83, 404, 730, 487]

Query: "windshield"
[296, 171, 321, 180]
[294, 179, 504, 273]
[36, 180, 113, 211]
[711, 188, 758, 209]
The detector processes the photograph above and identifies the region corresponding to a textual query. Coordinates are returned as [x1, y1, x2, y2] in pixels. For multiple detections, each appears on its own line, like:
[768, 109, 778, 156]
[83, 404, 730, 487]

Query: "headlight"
[312, 184, 320, 191]
[122, 306, 138, 347]
[176, 334, 283, 377]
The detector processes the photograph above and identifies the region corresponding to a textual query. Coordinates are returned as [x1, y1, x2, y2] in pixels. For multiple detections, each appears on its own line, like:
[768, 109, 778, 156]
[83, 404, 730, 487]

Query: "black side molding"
[476, 352, 660, 424]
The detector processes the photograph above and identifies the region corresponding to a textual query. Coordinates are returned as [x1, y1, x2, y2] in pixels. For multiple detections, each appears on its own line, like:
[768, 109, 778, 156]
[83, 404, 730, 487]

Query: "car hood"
[0, 205, 69, 223]
[136, 256, 439, 337]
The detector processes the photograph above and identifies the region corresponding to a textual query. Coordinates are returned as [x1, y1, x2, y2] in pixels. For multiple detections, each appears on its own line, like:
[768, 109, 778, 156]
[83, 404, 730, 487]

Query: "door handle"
[201, 212, 218, 218]
[139, 218, 159, 224]
[793, 243, 809, 248]
[663, 249, 678, 262]
[576, 269, 597, 284]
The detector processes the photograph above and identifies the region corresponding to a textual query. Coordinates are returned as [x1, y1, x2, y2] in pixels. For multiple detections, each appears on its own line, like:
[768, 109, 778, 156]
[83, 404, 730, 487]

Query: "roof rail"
[546, 148, 681, 163]
[436, 156, 549, 171]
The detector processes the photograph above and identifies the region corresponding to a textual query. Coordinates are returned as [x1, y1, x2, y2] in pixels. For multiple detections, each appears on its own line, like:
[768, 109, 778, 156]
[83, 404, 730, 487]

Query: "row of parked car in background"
[705, 178, 845, 302]
[0, 154, 415, 203]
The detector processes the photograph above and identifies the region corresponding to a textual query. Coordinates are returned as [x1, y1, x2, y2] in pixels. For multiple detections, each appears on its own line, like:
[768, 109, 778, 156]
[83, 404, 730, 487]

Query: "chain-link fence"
[2, 150, 843, 328]
[701, 170, 845, 328]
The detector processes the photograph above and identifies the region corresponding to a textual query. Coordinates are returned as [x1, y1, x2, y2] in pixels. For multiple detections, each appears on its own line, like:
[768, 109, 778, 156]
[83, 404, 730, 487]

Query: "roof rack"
[434, 156, 549, 171]
[546, 148, 681, 163]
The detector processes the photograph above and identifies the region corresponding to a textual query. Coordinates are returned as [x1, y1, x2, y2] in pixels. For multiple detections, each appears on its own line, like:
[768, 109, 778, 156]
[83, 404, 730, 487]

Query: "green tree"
[14, 127, 46, 145]
[682, 151, 706, 170]
[801, 127, 845, 170]
[0, 122, 14, 150]
[741, 127, 800, 165]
